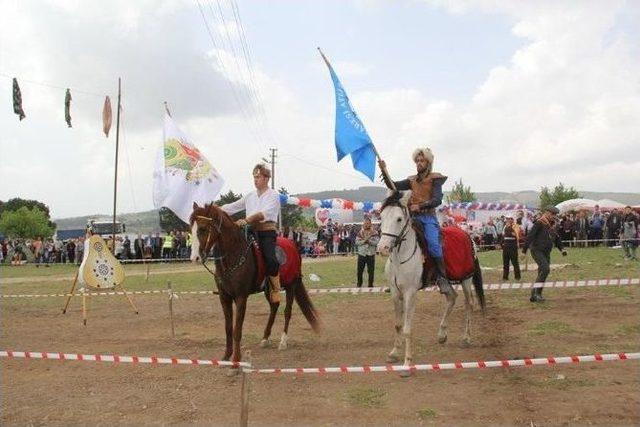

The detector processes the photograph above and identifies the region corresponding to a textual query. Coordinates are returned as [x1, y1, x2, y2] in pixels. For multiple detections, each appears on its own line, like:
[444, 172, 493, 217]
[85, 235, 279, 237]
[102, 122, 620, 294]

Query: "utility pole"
[261, 147, 277, 189]
[111, 77, 122, 254]
[262, 147, 280, 229]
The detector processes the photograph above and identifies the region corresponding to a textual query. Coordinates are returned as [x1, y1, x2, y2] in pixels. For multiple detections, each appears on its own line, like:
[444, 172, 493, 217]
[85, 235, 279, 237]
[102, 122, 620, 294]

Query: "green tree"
[0, 207, 55, 238]
[539, 183, 581, 210]
[215, 190, 243, 220]
[445, 179, 476, 203]
[279, 187, 303, 230]
[158, 208, 188, 233]
[0, 197, 56, 229]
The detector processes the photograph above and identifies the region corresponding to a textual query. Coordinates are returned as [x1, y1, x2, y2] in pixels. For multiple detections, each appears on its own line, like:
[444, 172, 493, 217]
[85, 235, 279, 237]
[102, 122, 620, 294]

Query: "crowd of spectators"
[462, 205, 640, 253]
[2, 206, 637, 265]
[0, 229, 193, 265]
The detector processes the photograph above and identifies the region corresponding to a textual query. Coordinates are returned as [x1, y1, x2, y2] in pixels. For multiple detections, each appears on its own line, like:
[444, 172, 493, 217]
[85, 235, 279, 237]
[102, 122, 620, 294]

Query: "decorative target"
[80, 235, 125, 290]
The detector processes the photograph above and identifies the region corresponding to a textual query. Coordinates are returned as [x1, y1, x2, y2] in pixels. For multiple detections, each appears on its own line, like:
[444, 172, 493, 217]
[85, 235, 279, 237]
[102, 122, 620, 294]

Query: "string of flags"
[9, 77, 112, 137]
[278, 194, 532, 213]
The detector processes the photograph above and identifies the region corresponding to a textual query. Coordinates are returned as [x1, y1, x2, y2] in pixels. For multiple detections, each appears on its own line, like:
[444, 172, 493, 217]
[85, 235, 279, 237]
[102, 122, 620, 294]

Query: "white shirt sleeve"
[259, 189, 281, 223]
[221, 196, 246, 216]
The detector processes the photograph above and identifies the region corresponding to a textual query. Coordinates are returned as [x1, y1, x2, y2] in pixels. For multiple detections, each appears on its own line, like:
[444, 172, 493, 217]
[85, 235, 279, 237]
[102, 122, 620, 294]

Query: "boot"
[268, 275, 281, 304]
[529, 288, 538, 302]
[433, 257, 454, 295]
[419, 263, 429, 290]
[530, 287, 545, 303]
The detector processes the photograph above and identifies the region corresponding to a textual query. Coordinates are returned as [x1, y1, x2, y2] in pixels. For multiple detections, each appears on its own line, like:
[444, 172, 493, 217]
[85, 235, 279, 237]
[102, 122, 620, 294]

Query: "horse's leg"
[386, 287, 404, 363]
[460, 279, 473, 347]
[279, 285, 295, 350]
[219, 293, 234, 361]
[231, 295, 248, 364]
[396, 288, 418, 378]
[260, 290, 278, 348]
[437, 287, 458, 344]
[402, 288, 418, 366]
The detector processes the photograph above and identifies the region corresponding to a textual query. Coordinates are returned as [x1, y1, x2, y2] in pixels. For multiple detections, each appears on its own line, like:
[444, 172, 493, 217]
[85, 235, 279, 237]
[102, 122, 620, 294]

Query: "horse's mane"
[380, 191, 405, 211]
[190, 202, 247, 253]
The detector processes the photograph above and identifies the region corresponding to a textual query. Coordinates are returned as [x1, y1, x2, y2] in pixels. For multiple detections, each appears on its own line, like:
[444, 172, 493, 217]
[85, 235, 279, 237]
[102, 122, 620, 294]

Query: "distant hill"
[53, 187, 640, 233]
[54, 210, 160, 234]
[296, 186, 640, 207]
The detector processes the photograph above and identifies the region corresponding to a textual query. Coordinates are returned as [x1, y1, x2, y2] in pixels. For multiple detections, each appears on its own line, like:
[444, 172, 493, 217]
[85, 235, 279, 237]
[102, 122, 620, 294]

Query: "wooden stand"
[167, 281, 175, 339]
[61, 274, 138, 326]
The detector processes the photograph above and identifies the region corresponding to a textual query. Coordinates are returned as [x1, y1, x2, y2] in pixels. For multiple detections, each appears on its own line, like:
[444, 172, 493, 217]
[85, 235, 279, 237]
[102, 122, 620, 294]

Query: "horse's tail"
[294, 277, 322, 334]
[472, 257, 486, 314]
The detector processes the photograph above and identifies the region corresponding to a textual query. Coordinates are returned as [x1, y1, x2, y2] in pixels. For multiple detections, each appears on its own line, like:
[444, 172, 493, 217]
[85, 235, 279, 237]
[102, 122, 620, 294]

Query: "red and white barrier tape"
[245, 352, 639, 375]
[2, 349, 636, 375]
[2, 278, 639, 299]
[0, 350, 249, 368]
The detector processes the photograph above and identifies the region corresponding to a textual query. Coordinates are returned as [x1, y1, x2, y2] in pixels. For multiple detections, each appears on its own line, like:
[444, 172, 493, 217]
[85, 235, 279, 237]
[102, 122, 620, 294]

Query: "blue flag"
[320, 50, 376, 181]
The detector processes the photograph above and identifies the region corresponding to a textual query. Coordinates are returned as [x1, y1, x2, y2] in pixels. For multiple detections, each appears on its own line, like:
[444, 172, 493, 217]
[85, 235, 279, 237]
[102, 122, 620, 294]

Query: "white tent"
[556, 198, 627, 213]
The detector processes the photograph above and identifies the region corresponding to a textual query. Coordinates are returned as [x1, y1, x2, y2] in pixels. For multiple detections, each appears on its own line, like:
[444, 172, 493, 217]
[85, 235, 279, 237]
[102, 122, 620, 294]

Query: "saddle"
[411, 219, 476, 283]
[250, 235, 301, 291]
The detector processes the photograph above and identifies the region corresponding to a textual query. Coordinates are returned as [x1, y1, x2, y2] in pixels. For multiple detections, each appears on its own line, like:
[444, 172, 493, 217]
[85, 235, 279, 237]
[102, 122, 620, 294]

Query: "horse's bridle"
[195, 213, 252, 279]
[381, 205, 411, 250]
[195, 214, 224, 276]
[381, 205, 417, 264]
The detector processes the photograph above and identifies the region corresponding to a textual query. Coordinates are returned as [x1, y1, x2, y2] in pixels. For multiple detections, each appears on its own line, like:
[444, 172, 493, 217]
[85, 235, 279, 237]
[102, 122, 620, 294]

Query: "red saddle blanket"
[252, 236, 301, 287]
[441, 226, 475, 281]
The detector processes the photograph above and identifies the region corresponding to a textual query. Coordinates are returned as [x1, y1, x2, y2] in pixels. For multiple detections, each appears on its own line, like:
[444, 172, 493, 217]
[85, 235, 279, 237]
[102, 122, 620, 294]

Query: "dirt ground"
[2, 280, 639, 426]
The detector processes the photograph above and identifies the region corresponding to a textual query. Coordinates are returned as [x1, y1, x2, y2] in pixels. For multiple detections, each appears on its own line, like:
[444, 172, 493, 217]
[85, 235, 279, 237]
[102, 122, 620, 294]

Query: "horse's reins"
[195, 214, 251, 279]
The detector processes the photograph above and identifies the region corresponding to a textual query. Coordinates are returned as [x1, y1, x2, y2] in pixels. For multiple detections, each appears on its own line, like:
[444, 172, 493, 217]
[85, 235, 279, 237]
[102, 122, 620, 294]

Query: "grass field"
[1, 246, 639, 426]
[1, 246, 637, 292]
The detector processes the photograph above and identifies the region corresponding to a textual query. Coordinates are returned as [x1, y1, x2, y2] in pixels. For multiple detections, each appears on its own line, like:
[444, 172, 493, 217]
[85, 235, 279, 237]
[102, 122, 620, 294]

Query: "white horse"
[377, 191, 485, 375]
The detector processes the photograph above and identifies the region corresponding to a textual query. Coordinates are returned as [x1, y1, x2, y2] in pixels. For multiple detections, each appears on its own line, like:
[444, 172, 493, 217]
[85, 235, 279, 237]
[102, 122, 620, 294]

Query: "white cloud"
[0, 0, 638, 220]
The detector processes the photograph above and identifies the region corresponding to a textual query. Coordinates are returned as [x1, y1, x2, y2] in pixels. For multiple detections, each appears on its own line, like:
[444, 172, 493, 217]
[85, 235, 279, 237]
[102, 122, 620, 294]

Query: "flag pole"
[111, 77, 122, 254]
[316, 47, 396, 190]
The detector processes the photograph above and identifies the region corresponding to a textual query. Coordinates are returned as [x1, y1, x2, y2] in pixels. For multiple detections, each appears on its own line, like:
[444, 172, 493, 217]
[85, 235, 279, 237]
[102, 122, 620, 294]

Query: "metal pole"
[112, 77, 122, 254]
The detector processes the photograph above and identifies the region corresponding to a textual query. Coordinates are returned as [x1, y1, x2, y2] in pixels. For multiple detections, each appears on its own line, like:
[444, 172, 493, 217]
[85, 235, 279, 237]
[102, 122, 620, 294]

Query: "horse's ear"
[400, 190, 412, 206]
[193, 201, 199, 210]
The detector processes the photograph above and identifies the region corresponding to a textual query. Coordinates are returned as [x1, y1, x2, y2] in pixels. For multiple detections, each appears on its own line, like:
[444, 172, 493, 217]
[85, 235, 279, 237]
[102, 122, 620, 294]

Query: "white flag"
[153, 114, 224, 223]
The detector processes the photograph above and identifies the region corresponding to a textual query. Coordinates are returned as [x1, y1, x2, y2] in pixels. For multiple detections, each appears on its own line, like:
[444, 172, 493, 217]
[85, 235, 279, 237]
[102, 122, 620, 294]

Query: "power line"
[196, 0, 267, 151]
[0, 72, 108, 97]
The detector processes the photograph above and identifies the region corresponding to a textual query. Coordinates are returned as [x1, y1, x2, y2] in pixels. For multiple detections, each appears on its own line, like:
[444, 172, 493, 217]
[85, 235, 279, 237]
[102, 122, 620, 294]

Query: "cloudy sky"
[1, 0, 639, 219]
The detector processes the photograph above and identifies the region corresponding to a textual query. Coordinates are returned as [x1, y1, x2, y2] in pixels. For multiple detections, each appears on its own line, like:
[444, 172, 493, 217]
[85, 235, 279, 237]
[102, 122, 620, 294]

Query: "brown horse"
[190, 202, 321, 364]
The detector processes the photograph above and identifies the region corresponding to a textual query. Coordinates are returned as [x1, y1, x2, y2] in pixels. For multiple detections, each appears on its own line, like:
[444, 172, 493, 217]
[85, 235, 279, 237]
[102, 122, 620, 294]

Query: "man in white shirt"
[220, 164, 282, 303]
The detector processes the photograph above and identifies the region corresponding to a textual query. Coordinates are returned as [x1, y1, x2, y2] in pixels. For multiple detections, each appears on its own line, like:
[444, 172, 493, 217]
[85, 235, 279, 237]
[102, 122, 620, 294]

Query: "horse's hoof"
[399, 369, 412, 378]
[386, 354, 400, 363]
[260, 339, 271, 348]
[437, 334, 448, 344]
[278, 334, 288, 351]
[226, 367, 240, 377]
[461, 337, 471, 348]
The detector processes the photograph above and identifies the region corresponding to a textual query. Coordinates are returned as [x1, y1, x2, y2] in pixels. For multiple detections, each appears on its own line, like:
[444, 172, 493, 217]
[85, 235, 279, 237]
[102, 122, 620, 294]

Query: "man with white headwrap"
[378, 148, 453, 295]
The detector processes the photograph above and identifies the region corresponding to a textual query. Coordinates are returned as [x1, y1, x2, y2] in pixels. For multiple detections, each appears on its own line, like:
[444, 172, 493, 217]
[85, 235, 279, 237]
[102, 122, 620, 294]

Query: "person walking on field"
[355, 217, 379, 287]
[522, 206, 567, 302]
